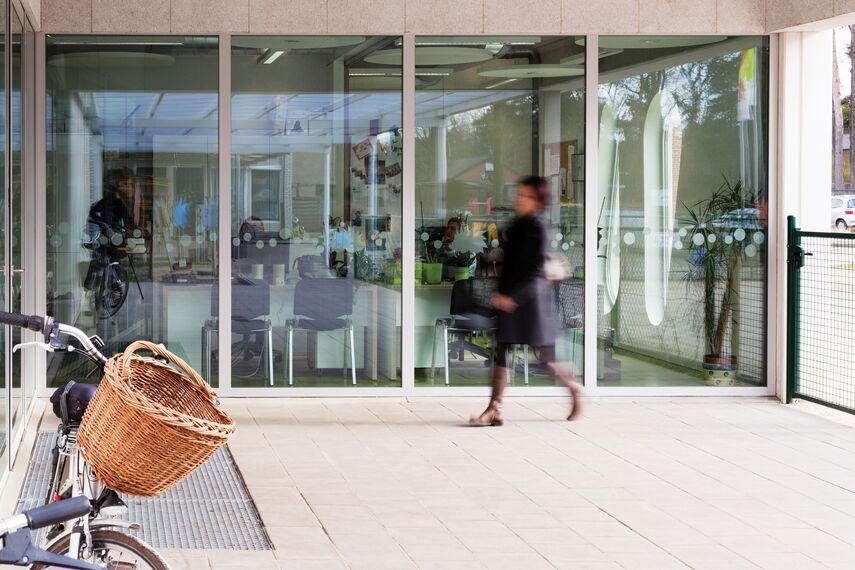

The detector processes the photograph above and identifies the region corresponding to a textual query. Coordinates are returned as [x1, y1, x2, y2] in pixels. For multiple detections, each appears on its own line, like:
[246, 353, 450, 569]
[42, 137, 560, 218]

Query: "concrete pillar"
[779, 31, 833, 231]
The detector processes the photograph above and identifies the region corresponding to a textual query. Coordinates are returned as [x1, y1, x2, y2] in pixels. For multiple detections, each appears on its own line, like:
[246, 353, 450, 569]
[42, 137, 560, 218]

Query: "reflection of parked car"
[712, 207, 762, 230]
[831, 196, 855, 230]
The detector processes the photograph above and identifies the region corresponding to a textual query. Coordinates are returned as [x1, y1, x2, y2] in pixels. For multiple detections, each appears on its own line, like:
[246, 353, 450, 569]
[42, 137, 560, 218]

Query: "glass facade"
[597, 37, 769, 387]
[414, 36, 586, 387]
[45, 36, 219, 386]
[38, 34, 771, 394]
[229, 36, 402, 388]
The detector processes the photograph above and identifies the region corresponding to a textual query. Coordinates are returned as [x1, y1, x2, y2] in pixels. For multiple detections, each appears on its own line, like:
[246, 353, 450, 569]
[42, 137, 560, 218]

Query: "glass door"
[0, 0, 6, 470]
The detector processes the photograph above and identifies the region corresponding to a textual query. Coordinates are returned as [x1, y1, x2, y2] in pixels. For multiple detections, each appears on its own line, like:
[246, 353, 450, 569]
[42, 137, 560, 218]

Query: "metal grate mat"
[15, 432, 272, 550]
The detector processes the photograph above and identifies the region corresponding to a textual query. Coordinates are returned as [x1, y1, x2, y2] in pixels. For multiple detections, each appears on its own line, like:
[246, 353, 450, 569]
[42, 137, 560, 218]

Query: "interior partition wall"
[38, 34, 775, 397]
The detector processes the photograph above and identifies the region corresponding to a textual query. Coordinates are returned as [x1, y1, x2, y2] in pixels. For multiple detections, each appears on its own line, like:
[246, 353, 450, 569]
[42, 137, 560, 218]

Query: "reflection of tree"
[605, 51, 748, 207]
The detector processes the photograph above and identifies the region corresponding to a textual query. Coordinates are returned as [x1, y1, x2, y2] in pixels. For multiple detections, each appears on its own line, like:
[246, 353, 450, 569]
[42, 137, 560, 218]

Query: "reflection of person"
[471, 176, 583, 426]
[89, 167, 134, 235]
[443, 217, 463, 247]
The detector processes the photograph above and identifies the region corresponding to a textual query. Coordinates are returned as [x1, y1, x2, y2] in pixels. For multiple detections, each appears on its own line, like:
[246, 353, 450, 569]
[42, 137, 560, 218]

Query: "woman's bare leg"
[540, 346, 583, 420]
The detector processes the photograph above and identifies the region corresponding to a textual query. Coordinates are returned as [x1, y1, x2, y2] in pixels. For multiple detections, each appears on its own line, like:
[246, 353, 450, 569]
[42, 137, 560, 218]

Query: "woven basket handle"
[121, 340, 218, 401]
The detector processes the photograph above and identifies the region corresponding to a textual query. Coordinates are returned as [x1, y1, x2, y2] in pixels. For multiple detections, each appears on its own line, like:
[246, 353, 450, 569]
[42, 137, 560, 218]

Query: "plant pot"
[453, 266, 470, 281]
[414, 260, 423, 284]
[422, 262, 443, 285]
[702, 355, 737, 386]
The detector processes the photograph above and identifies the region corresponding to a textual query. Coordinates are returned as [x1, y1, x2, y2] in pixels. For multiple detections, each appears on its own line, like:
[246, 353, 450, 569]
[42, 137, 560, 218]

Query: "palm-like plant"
[682, 177, 760, 362]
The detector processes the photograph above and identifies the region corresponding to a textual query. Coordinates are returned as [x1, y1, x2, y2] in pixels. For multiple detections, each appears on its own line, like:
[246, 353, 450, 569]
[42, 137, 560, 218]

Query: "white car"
[831, 196, 855, 230]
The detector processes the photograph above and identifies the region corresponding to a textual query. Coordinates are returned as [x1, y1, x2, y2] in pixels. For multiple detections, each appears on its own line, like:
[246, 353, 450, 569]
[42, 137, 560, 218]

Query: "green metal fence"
[787, 215, 855, 414]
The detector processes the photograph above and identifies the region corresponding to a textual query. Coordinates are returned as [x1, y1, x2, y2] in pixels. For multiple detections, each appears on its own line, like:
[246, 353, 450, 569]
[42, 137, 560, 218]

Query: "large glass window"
[230, 36, 402, 388]
[46, 36, 219, 387]
[597, 37, 769, 387]
[414, 36, 586, 387]
[8, 4, 22, 435]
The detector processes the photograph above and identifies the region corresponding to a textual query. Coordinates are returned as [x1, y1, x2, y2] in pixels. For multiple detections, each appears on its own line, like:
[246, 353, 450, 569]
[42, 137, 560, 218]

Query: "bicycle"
[2, 311, 169, 570]
[82, 221, 143, 320]
[1, 496, 101, 568]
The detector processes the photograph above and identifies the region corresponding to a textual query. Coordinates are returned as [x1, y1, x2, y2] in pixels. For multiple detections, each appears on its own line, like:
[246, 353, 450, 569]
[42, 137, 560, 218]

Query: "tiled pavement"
[154, 397, 855, 569]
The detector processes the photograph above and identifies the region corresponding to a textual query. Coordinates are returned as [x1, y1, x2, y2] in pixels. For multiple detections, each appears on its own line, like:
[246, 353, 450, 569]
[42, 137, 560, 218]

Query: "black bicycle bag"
[50, 381, 97, 423]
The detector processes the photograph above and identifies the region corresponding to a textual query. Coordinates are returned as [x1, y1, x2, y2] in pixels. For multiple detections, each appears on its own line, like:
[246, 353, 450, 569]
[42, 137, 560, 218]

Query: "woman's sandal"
[470, 400, 503, 426]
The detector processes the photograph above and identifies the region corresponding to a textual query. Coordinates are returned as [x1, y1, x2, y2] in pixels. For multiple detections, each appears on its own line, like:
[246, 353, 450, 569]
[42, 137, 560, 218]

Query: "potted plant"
[445, 251, 476, 281]
[445, 227, 487, 281]
[418, 233, 444, 284]
[682, 177, 761, 386]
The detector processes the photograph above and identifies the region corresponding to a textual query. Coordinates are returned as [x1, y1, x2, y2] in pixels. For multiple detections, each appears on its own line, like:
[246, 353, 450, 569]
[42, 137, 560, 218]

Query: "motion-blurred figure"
[470, 176, 583, 426]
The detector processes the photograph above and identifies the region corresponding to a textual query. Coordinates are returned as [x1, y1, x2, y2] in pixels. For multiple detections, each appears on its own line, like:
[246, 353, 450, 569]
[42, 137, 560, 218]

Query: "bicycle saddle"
[50, 381, 97, 423]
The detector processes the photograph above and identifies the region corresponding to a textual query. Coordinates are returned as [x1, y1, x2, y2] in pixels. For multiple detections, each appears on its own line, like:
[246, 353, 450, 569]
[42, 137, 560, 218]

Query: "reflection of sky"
[0, 92, 22, 151]
[415, 90, 529, 124]
[48, 91, 404, 152]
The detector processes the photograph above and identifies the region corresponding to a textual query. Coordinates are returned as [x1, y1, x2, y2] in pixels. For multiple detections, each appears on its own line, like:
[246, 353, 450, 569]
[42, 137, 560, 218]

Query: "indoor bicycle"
[3, 311, 169, 570]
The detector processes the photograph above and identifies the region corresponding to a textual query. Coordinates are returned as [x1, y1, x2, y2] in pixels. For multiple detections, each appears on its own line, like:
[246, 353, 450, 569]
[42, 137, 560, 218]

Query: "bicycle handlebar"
[0, 311, 49, 336]
[0, 311, 107, 365]
[24, 496, 92, 531]
[0, 497, 102, 570]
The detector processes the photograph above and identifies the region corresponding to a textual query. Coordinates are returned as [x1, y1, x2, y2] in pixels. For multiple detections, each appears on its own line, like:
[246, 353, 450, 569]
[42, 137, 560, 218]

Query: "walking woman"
[470, 176, 583, 426]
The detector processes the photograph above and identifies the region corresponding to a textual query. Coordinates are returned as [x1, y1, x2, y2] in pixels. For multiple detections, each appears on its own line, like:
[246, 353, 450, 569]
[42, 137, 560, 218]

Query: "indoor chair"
[286, 277, 356, 385]
[431, 277, 497, 385]
[202, 276, 274, 386]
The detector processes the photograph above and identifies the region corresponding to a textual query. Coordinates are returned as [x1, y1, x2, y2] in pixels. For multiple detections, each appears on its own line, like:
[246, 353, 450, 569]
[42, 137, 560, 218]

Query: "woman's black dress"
[496, 214, 559, 347]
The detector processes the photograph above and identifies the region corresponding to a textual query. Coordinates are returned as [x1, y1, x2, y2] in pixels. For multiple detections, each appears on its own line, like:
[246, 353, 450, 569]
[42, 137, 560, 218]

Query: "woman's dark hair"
[518, 175, 551, 209]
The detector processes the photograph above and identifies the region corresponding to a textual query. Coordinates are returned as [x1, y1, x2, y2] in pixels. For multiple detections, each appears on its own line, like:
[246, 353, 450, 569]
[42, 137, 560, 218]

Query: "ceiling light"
[262, 50, 284, 64]
[349, 67, 453, 77]
[575, 36, 726, 50]
[479, 64, 584, 79]
[49, 41, 185, 46]
[366, 47, 494, 66]
[412, 37, 540, 47]
[485, 78, 518, 89]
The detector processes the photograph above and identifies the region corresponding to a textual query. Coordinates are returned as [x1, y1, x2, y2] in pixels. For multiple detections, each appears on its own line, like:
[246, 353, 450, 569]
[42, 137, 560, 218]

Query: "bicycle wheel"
[33, 529, 171, 570]
[96, 264, 129, 319]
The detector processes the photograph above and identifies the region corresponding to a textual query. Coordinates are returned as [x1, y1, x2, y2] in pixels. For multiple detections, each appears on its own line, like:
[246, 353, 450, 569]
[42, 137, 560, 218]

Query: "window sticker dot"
[623, 232, 636, 245]
[734, 228, 746, 241]
[233, 238, 240, 247]
[256, 240, 264, 249]
[753, 232, 765, 245]
[692, 233, 705, 246]
[745, 244, 757, 257]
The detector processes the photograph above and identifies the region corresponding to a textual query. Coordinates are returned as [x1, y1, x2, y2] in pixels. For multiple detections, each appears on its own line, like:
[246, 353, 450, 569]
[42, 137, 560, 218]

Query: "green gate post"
[785, 215, 801, 404]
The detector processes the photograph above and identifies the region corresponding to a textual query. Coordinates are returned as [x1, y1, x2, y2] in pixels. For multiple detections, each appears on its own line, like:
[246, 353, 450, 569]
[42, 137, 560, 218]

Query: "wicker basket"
[77, 340, 235, 497]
